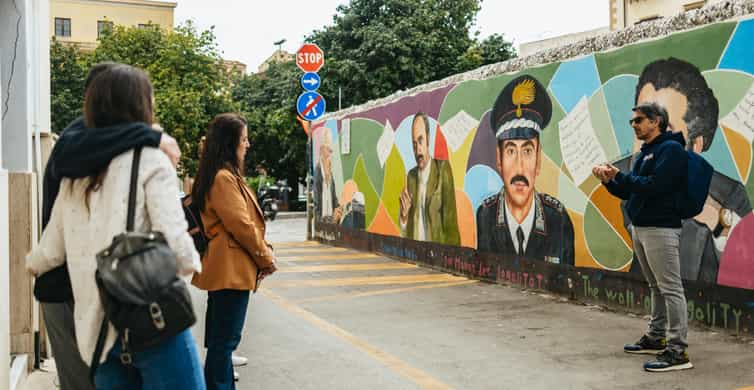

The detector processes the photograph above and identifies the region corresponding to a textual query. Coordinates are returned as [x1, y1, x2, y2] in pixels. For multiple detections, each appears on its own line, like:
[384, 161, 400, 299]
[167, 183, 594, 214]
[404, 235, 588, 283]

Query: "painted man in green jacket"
[399, 112, 461, 246]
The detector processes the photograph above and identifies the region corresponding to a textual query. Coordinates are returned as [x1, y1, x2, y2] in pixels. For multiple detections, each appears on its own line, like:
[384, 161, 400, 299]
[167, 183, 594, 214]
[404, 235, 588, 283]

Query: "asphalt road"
[187, 218, 754, 390]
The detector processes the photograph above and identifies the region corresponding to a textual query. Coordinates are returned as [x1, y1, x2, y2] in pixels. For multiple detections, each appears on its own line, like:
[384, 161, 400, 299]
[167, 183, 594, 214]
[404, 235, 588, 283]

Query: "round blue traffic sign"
[297, 92, 326, 121]
[300, 72, 321, 91]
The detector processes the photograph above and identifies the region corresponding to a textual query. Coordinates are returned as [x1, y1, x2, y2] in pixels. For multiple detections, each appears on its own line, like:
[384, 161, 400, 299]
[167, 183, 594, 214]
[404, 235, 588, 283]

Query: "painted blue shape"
[464, 164, 503, 214]
[394, 115, 438, 172]
[602, 75, 640, 156]
[297, 92, 326, 121]
[549, 55, 602, 113]
[702, 127, 741, 182]
[300, 72, 321, 91]
[719, 19, 754, 75]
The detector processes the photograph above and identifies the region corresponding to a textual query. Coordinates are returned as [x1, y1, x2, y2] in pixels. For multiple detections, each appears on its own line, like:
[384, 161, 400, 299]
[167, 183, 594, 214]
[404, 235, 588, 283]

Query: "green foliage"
[246, 175, 276, 193]
[50, 22, 238, 175]
[50, 38, 90, 133]
[307, 0, 516, 108]
[232, 61, 308, 187]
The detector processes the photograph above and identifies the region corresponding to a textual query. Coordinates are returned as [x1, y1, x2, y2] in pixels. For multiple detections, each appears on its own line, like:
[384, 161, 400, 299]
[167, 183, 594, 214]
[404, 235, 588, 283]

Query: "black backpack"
[182, 194, 208, 256]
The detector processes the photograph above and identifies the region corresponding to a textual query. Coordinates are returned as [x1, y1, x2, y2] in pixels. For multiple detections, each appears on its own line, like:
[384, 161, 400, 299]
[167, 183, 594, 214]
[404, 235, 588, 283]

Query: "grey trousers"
[41, 301, 95, 390]
[631, 226, 689, 351]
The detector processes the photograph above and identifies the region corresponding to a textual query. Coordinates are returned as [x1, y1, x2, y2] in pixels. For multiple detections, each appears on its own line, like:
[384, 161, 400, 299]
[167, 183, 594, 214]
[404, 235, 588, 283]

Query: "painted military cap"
[490, 75, 552, 141]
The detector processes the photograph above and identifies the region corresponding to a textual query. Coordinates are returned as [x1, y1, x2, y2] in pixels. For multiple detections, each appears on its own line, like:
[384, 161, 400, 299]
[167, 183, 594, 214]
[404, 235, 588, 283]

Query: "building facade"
[610, 0, 726, 30]
[257, 49, 294, 73]
[50, 0, 176, 50]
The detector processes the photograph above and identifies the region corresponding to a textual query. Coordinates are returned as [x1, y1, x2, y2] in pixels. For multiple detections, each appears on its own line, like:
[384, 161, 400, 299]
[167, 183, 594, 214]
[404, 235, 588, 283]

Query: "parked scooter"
[257, 182, 279, 220]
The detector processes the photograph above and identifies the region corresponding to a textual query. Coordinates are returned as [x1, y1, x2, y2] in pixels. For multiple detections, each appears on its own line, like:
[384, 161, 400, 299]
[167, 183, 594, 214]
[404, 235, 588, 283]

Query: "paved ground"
[22, 217, 754, 389]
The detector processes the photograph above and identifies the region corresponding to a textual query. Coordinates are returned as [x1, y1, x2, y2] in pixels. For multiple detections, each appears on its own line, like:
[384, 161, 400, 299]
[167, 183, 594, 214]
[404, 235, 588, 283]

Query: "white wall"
[0, 44, 10, 390]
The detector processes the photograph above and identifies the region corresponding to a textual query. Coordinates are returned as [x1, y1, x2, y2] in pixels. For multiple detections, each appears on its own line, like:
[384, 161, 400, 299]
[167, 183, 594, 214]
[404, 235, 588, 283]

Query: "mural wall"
[312, 17, 754, 295]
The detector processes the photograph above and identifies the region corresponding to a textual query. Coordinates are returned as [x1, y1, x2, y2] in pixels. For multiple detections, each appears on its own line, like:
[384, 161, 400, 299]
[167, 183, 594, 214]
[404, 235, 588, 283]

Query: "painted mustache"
[416, 154, 425, 163]
[510, 175, 529, 187]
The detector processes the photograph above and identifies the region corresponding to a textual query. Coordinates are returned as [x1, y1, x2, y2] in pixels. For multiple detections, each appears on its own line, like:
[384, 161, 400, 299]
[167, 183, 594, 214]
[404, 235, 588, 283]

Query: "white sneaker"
[232, 354, 248, 367]
[234, 371, 239, 381]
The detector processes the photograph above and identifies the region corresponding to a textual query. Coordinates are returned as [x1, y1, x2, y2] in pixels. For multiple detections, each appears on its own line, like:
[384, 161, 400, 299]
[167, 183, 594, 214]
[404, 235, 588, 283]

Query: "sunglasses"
[629, 116, 647, 126]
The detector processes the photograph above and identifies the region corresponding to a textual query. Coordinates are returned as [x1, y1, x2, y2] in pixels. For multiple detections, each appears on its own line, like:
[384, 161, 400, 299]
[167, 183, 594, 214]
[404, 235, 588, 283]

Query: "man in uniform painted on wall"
[399, 112, 460, 245]
[616, 57, 751, 284]
[476, 75, 575, 266]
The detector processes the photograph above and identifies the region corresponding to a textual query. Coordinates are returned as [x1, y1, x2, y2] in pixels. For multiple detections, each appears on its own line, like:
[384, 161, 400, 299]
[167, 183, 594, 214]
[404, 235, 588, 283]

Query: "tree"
[49, 22, 238, 175]
[307, 0, 515, 109]
[232, 61, 308, 194]
[50, 38, 90, 133]
[457, 33, 516, 72]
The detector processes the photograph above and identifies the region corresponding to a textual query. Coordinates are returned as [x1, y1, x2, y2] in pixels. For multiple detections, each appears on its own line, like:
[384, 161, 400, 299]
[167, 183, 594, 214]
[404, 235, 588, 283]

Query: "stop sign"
[296, 43, 324, 73]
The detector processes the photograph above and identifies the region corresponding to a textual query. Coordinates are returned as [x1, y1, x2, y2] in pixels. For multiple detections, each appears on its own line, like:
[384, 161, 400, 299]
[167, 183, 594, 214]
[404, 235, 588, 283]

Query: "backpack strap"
[126, 148, 142, 232]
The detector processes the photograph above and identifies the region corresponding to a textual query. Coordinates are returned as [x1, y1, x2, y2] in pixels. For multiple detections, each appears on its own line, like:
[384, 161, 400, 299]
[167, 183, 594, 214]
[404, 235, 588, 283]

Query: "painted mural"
[312, 17, 754, 291]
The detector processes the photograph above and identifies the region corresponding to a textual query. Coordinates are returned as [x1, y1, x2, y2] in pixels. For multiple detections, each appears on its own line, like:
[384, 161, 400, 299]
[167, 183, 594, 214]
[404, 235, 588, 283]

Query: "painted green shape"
[595, 22, 736, 84]
[380, 146, 407, 226]
[558, 173, 588, 215]
[439, 63, 561, 124]
[543, 96, 565, 166]
[584, 202, 633, 270]
[353, 156, 380, 227]
[589, 89, 621, 162]
[704, 70, 754, 118]
[340, 118, 385, 195]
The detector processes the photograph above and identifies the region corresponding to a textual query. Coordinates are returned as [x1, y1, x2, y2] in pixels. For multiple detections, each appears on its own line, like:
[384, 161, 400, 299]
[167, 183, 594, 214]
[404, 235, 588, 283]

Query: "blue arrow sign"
[297, 92, 326, 121]
[300, 72, 321, 91]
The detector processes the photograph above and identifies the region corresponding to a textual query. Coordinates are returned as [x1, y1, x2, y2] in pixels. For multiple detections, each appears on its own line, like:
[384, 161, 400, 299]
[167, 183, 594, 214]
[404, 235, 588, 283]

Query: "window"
[97, 20, 113, 38]
[137, 23, 158, 30]
[54, 18, 71, 37]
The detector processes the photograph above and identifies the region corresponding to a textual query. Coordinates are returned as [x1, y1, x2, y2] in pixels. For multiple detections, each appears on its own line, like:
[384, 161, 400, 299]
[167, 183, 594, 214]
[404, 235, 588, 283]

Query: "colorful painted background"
[312, 18, 754, 291]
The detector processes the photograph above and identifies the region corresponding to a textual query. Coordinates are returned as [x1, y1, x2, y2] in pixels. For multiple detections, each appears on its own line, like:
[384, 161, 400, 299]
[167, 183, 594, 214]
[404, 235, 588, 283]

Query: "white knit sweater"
[26, 148, 201, 364]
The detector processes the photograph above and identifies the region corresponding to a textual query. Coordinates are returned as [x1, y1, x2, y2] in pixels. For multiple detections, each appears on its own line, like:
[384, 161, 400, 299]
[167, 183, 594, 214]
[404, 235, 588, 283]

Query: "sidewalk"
[21, 240, 754, 389]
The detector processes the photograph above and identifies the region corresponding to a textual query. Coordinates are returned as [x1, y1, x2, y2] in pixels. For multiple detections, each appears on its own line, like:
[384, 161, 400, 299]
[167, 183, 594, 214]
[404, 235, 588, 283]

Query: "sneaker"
[644, 349, 693, 372]
[234, 371, 239, 381]
[232, 354, 248, 367]
[624, 335, 666, 354]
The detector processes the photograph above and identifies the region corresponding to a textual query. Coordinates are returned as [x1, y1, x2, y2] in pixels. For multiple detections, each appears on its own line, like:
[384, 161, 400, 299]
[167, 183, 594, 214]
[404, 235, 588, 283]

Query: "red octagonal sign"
[296, 43, 324, 73]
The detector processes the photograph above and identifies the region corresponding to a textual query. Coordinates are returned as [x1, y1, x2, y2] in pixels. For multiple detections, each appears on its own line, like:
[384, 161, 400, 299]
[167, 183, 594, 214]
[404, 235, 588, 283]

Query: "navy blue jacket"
[604, 131, 687, 229]
[34, 118, 162, 302]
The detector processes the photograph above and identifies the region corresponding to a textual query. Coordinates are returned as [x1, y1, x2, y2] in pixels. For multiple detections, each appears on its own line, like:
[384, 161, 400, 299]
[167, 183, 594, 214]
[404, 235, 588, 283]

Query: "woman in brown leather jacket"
[191, 113, 277, 390]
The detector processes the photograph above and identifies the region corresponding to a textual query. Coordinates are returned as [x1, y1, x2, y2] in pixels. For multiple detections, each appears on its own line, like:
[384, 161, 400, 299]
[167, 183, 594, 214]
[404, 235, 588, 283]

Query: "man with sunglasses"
[593, 102, 693, 372]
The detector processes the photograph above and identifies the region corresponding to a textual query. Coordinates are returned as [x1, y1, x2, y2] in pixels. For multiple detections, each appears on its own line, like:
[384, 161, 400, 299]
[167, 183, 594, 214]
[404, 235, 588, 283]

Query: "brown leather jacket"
[192, 169, 274, 292]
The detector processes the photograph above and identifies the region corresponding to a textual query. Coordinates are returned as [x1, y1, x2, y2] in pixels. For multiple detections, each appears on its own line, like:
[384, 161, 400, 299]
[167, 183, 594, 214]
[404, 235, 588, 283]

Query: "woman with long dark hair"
[26, 64, 204, 389]
[191, 113, 277, 390]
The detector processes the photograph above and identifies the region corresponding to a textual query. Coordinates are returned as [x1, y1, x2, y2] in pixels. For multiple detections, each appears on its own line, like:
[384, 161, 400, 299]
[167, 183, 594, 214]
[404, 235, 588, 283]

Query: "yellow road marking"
[274, 241, 322, 248]
[264, 274, 468, 288]
[260, 288, 452, 390]
[276, 247, 351, 254]
[279, 263, 417, 273]
[277, 253, 381, 262]
[297, 280, 479, 303]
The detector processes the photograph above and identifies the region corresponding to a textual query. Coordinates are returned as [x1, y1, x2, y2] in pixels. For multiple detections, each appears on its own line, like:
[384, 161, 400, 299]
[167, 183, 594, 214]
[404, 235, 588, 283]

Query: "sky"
[174, 0, 609, 73]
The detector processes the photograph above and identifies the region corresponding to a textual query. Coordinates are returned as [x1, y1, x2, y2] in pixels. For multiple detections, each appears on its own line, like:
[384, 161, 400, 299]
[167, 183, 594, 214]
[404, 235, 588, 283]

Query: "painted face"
[499, 138, 541, 213]
[320, 135, 333, 179]
[411, 116, 430, 170]
[237, 126, 249, 167]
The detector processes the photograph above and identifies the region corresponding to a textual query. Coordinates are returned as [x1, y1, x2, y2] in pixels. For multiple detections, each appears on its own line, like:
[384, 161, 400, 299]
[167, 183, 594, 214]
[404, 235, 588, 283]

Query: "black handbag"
[89, 147, 196, 381]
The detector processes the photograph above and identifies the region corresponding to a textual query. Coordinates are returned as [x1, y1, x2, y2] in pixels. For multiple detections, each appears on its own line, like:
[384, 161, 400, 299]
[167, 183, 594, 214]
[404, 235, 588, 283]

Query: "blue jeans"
[205, 289, 250, 390]
[94, 329, 205, 390]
